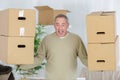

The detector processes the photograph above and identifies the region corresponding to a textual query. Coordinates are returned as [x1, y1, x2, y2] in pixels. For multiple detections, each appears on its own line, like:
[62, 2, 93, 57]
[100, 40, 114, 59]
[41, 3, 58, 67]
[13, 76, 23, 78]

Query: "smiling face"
[54, 15, 69, 37]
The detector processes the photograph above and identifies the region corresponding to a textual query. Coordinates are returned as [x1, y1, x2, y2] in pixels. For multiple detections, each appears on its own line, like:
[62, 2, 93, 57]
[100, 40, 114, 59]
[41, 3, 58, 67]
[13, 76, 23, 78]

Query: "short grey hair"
[54, 14, 68, 22]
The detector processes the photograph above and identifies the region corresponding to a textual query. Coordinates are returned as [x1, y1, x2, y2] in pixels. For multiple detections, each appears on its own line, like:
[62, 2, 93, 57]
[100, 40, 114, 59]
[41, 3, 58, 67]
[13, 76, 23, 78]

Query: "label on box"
[20, 27, 25, 36]
[19, 10, 24, 17]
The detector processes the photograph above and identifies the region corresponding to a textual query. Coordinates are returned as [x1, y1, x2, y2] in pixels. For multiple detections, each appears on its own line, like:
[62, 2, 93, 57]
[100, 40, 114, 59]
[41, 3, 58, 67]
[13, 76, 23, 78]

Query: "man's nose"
[59, 26, 63, 29]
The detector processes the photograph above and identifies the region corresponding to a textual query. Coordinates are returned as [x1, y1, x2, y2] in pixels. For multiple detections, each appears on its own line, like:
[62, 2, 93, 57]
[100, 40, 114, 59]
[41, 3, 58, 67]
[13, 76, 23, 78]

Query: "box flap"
[35, 6, 53, 10]
[35, 6, 70, 12]
[100, 11, 115, 16]
[88, 11, 115, 16]
[54, 10, 70, 13]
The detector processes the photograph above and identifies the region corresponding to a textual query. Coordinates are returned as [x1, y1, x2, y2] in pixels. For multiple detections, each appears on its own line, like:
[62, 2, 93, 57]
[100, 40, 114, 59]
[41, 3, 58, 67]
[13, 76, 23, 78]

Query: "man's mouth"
[58, 30, 64, 34]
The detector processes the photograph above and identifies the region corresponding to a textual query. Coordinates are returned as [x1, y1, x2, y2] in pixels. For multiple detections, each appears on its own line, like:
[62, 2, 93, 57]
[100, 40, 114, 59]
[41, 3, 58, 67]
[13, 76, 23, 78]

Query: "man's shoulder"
[69, 32, 81, 39]
[43, 33, 55, 40]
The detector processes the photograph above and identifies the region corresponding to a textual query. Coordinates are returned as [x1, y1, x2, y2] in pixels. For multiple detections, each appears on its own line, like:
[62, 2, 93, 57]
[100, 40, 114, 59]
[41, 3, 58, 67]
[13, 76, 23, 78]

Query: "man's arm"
[78, 38, 88, 67]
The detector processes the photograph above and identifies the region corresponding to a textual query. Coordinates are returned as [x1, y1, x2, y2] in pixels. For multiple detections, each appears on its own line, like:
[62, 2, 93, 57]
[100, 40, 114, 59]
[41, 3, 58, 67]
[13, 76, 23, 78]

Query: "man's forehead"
[55, 18, 67, 22]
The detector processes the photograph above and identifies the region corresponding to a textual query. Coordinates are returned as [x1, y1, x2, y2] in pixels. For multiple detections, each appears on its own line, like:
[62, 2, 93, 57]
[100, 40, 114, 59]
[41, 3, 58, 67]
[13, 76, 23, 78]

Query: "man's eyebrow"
[55, 23, 59, 24]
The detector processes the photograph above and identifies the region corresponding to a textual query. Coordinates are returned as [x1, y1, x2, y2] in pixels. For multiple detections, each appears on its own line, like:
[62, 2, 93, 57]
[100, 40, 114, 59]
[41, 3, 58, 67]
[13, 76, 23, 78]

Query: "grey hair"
[54, 14, 68, 22]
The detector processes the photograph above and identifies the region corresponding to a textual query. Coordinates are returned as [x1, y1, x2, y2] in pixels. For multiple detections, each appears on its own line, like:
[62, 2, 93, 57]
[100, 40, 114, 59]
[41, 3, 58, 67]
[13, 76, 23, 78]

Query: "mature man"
[20, 14, 87, 80]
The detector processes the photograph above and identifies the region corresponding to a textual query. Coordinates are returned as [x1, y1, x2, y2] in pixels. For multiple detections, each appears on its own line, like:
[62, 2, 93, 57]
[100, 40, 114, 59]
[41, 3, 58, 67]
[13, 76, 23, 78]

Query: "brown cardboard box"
[0, 8, 36, 37]
[35, 6, 69, 25]
[0, 36, 34, 64]
[86, 11, 116, 43]
[88, 36, 119, 71]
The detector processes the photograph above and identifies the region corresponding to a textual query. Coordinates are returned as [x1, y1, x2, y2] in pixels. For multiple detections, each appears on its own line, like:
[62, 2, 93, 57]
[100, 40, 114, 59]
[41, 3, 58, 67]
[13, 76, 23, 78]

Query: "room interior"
[0, 0, 120, 80]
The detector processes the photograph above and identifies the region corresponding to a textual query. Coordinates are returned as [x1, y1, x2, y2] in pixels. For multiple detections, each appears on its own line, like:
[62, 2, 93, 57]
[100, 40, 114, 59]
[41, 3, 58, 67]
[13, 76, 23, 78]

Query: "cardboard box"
[35, 6, 69, 25]
[0, 8, 36, 37]
[86, 11, 116, 43]
[0, 36, 34, 64]
[88, 36, 119, 71]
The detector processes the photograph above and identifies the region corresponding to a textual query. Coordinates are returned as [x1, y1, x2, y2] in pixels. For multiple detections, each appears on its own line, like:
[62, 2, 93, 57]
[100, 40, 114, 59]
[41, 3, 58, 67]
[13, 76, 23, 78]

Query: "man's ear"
[67, 23, 69, 29]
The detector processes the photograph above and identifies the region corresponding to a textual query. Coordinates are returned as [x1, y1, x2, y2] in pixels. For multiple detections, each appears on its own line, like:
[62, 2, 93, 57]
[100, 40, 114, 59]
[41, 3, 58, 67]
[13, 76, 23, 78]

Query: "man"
[20, 14, 87, 80]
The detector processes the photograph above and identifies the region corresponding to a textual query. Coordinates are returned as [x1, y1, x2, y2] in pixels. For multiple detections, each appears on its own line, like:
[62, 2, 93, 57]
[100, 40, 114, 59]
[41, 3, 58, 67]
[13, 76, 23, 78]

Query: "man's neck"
[59, 32, 69, 39]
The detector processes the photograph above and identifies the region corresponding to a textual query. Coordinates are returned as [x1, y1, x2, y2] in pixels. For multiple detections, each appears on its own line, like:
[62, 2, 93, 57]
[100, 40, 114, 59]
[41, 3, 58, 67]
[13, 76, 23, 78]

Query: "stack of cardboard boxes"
[0, 9, 36, 64]
[86, 11, 119, 71]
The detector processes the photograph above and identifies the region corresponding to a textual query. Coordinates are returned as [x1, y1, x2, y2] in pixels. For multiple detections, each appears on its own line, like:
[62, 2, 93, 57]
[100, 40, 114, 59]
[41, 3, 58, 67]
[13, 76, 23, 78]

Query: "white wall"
[0, 0, 119, 78]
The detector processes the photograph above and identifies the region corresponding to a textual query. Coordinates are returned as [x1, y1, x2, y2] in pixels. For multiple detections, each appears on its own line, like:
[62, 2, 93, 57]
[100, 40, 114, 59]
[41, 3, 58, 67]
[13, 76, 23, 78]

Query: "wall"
[0, 0, 119, 78]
